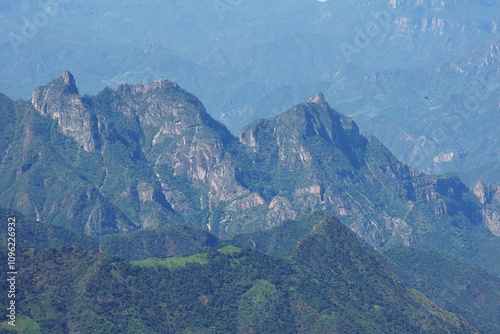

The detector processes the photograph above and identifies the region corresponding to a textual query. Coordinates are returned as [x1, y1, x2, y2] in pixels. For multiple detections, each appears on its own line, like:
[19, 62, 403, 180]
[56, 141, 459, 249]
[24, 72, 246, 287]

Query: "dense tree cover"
[0, 208, 222, 265]
[100, 224, 220, 261]
[0, 208, 99, 251]
[232, 210, 329, 256]
[0, 212, 479, 333]
[381, 246, 500, 333]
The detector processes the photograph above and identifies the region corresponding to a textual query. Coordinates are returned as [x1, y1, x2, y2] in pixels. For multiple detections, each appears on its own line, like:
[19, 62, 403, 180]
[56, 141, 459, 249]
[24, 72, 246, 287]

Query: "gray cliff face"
[102, 79, 266, 236]
[474, 181, 500, 236]
[109, 79, 238, 198]
[31, 71, 98, 152]
[240, 92, 365, 169]
[238, 93, 485, 248]
[1, 73, 497, 249]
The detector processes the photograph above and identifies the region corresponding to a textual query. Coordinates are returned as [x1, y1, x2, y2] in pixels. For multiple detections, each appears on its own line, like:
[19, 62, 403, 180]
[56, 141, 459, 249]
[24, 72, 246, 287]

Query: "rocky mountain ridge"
[1, 1, 498, 187]
[0, 72, 498, 270]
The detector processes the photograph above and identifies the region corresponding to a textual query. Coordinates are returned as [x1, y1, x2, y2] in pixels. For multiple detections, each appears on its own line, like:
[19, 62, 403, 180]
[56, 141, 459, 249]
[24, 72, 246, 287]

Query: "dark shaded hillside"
[381, 246, 500, 334]
[0, 208, 220, 262]
[0, 208, 98, 251]
[0, 213, 478, 334]
[99, 224, 220, 261]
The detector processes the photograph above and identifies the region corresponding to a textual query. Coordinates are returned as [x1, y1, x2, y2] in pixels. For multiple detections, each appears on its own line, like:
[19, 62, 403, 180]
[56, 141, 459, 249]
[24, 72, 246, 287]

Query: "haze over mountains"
[1, 0, 498, 186]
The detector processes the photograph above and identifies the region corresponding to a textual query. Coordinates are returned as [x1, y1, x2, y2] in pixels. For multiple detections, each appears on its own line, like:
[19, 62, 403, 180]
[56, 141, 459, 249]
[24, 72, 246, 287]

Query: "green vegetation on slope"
[131, 252, 209, 269]
[381, 245, 500, 333]
[0, 212, 479, 334]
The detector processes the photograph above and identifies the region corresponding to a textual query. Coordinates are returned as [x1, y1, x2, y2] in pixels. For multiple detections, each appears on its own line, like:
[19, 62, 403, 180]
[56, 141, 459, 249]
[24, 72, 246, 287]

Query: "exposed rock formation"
[0, 73, 496, 250]
[32, 71, 98, 152]
[474, 181, 500, 236]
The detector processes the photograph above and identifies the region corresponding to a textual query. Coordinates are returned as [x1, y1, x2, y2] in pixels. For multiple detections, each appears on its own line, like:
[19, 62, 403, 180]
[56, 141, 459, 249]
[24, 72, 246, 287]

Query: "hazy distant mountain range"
[1, 0, 498, 186]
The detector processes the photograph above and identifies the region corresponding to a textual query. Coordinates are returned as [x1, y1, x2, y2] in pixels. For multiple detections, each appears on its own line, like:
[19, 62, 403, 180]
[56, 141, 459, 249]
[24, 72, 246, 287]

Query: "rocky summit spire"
[303, 92, 325, 104]
[32, 70, 79, 115]
[61, 70, 79, 94]
[31, 71, 96, 152]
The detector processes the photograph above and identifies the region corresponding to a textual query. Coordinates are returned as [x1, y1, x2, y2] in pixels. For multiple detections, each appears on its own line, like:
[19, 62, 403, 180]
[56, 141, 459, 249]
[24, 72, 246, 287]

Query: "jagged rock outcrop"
[240, 92, 366, 169]
[474, 181, 500, 205]
[31, 71, 99, 152]
[0, 73, 497, 250]
[474, 181, 500, 236]
[98, 78, 268, 236]
[238, 92, 484, 247]
[108, 79, 243, 199]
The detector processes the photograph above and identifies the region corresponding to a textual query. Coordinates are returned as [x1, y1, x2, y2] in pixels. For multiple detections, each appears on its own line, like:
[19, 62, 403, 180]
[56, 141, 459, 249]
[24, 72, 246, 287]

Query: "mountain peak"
[32, 70, 81, 115]
[302, 92, 325, 104]
[31, 72, 97, 151]
[61, 70, 79, 94]
[239, 92, 366, 170]
[115, 78, 178, 96]
[32, 70, 79, 105]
